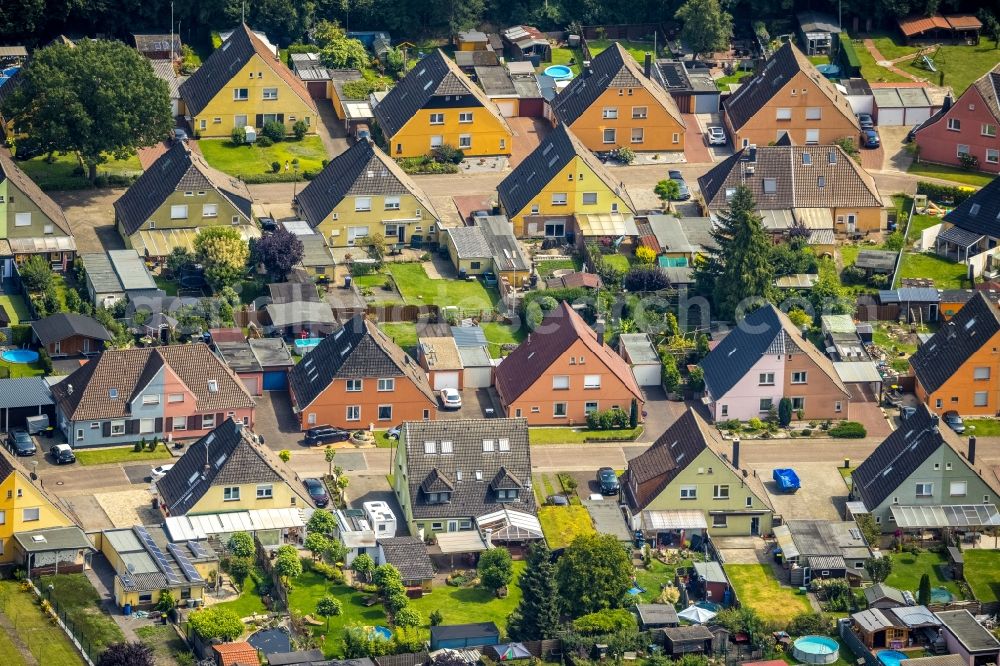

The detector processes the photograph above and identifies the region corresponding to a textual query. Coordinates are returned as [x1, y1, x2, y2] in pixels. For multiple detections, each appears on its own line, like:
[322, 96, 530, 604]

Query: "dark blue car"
[861, 129, 880, 149]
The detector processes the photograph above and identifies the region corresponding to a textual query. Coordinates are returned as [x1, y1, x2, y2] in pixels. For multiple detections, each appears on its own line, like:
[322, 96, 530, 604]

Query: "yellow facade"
[316, 193, 440, 248]
[505, 155, 633, 236]
[388, 106, 512, 159]
[118, 189, 250, 248]
[113, 582, 206, 609]
[187, 481, 302, 515]
[190, 53, 316, 138]
[0, 471, 74, 563]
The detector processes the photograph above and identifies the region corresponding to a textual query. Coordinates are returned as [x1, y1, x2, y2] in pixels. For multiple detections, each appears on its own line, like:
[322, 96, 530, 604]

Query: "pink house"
[913, 64, 1000, 173]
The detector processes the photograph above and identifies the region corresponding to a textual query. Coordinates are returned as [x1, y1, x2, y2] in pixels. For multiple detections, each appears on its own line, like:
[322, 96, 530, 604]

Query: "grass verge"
[907, 161, 995, 188]
[75, 443, 173, 466]
[538, 505, 595, 549]
[530, 427, 643, 445]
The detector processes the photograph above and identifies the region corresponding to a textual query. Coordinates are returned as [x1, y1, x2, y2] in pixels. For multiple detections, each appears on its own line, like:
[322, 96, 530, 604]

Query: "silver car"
[440, 388, 462, 409]
[707, 126, 727, 145]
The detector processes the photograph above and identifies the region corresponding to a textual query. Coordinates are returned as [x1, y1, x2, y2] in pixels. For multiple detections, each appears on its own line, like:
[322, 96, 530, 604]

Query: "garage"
[459, 345, 493, 389]
[873, 87, 935, 126]
[0, 378, 55, 432]
[433, 371, 461, 391]
[495, 101, 517, 117]
[873, 89, 905, 126]
[242, 376, 262, 396]
[262, 370, 288, 391]
[618, 334, 663, 388]
[249, 339, 295, 392]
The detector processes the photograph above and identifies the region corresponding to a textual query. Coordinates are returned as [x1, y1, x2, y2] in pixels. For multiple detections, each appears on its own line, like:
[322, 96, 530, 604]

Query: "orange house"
[494, 301, 644, 425]
[288, 315, 438, 429]
[551, 44, 686, 153]
[911, 292, 1000, 417]
[723, 42, 860, 149]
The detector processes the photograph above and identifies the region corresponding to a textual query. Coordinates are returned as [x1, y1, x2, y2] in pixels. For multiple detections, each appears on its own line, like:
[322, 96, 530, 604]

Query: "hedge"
[829, 421, 866, 438]
[838, 34, 861, 77]
[916, 181, 976, 206]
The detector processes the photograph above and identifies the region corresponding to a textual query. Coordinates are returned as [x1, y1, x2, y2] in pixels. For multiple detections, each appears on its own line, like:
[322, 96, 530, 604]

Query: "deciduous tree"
[194, 226, 249, 291]
[478, 547, 514, 594]
[315, 20, 371, 69]
[555, 533, 632, 617]
[252, 227, 304, 280]
[864, 555, 892, 584]
[675, 0, 733, 59]
[97, 641, 155, 666]
[227, 531, 255, 558]
[188, 607, 244, 641]
[316, 594, 343, 629]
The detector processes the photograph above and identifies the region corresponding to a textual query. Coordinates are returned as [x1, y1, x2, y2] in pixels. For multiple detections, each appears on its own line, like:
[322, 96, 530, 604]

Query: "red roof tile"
[213, 642, 259, 666]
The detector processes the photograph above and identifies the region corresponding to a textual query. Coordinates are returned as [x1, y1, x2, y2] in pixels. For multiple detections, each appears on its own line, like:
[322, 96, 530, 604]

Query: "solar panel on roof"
[168, 543, 204, 583]
[188, 541, 208, 558]
[134, 526, 182, 585]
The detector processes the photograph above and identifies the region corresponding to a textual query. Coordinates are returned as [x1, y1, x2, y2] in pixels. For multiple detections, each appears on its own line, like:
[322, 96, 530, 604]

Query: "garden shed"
[618, 333, 662, 387]
[662, 625, 714, 656]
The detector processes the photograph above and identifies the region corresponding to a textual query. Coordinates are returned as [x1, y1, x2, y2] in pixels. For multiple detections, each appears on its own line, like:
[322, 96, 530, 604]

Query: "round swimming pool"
[793, 636, 840, 665]
[543, 65, 573, 80]
[931, 587, 954, 603]
[2, 349, 39, 364]
[878, 650, 909, 666]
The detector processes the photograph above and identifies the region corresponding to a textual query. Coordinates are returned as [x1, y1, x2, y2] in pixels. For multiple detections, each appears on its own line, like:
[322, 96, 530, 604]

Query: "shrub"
[433, 144, 465, 164]
[778, 397, 793, 427]
[38, 349, 53, 374]
[572, 608, 637, 635]
[624, 265, 670, 292]
[271, 161, 281, 173]
[841, 264, 866, 285]
[830, 421, 866, 438]
[612, 145, 635, 164]
[959, 153, 980, 170]
[255, 135, 274, 147]
[634, 245, 657, 265]
[262, 120, 286, 142]
[917, 181, 975, 206]
[311, 559, 345, 583]
[868, 273, 890, 289]
[748, 417, 765, 431]
[292, 120, 308, 140]
[231, 126, 247, 146]
[788, 612, 833, 636]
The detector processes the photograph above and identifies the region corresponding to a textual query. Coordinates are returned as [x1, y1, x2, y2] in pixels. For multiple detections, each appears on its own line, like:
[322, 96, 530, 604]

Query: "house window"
[552, 375, 569, 390]
[805, 107, 821, 120]
[975, 367, 991, 380]
[233, 88, 249, 100]
[957, 144, 971, 157]
[111, 420, 126, 436]
[496, 488, 519, 502]
[76, 429, 83, 441]
[202, 204, 218, 218]
[235, 114, 247, 127]
[672, 133, 680, 144]
[763, 178, 777, 193]
[430, 135, 443, 148]
[223, 487, 240, 501]
[378, 378, 395, 391]
[384, 196, 401, 211]
[602, 107, 618, 119]
[947, 118, 961, 131]
[44, 224, 54, 234]
[720, 405, 728, 417]
[791, 371, 807, 384]
[213, 117, 221, 124]
[631, 127, 644, 143]
[142, 394, 160, 405]
[950, 481, 967, 497]
[975, 391, 989, 407]
[725, 188, 736, 201]
[584, 375, 601, 389]
[307, 413, 317, 425]
[988, 149, 1000, 164]
[603, 128, 616, 144]
[431, 522, 444, 530]
[429, 113, 444, 124]
[680, 486, 697, 499]
[817, 176, 825, 188]
[140, 419, 156, 434]
[0, 510, 4, 524]
[582, 192, 598, 205]
[835, 401, 842, 412]
[500, 138, 506, 150]
[553, 403, 568, 418]
[378, 405, 392, 420]
[459, 111, 473, 123]
[257, 484, 273, 499]
[585, 401, 599, 414]
[713, 485, 730, 499]
[459, 134, 471, 149]
[791, 397, 805, 410]
[530, 204, 540, 215]
[632, 106, 647, 119]
[551, 193, 567, 206]
[712, 514, 728, 528]
[173, 416, 186, 431]
[347, 379, 362, 392]
[776, 108, 792, 120]
[355, 197, 372, 212]
[759, 398, 773, 412]
[758, 372, 775, 386]
[805, 129, 820, 144]
[915, 483, 933, 497]
[347, 406, 361, 421]
[23, 507, 40, 522]
[470, 261, 481, 270]
[262, 87, 278, 100]
[170, 205, 188, 219]
[199, 119, 206, 130]
[202, 414, 215, 429]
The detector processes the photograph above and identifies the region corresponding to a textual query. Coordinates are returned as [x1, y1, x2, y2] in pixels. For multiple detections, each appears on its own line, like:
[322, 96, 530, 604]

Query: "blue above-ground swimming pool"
[295, 338, 322, 352]
[2, 349, 39, 364]
[816, 63, 841, 78]
[793, 636, 840, 665]
[544, 64, 573, 80]
[878, 650, 909, 666]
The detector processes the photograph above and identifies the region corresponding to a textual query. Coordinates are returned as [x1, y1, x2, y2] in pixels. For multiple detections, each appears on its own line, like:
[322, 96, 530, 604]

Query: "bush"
[748, 417, 765, 431]
[292, 120, 308, 140]
[841, 264, 866, 285]
[868, 273, 890, 289]
[778, 398, 793, 427]
[231, 126, 247, 146]
[838, 33, 861, 76]
[433, 144, 465, 164]
[830, 421, 866, 438]
[255, 135, 274, 147]
[397, 157, 459, 174]
[612, 146, 635, 164]
[917, 181, 975, 206]
[311, 559, 345, 583]
[271, 161, 281, 173]
[572, 608, 637, 635]
[262, 120, 286, 142]
[37, 349, 53, 374]
[788, 612, 833, 636]
[624, 265, 670, 292]
[634, 245, 657, 265]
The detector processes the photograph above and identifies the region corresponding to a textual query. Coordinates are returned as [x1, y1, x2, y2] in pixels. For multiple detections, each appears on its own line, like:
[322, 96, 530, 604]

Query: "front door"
[750, 516, 760, 536]
[447, 520, 458, 532]
[53, 341, 61, 355]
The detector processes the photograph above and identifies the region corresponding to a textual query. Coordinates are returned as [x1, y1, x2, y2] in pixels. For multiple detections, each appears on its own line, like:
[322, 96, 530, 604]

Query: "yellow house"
[498, 124, 636, 237]
[0, 447, 81, 565]
[155, 418, 312, 517]
[113, 141, 260, 258]
[179, 23, 318, 138]
[295, 138, 441, 248]
[373, 49, 513, 158]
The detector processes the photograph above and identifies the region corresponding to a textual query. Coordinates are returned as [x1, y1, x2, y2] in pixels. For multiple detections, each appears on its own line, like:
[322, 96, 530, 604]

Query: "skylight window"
[970, 203, 981, 216]
[109, 388, 119, 399]
[207, 380, 219, 393]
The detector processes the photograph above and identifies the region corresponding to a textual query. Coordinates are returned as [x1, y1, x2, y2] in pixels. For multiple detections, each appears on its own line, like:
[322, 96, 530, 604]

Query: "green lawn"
[74, 443, 172, 466]
[0, 581, 85, 665]
[18, 152, 142, 190]
[965, 419, 1000, 436]
[808, 55, 831, 66]
[0, 359, 45, 378]
[0, 625, 27, 666]
[529, 427, 643, 444]
[907, 213, 943, 244]
[715, 70, 753, 89]
[587, 39, 665, 62]
[38, 574, 124, 658]
[964, 550, 1000, 603]
[633, 558, 691, 603]
[481, 321, 525, 358]
[896, 252, 968, 289]
[153, 277, 179, 296]
[548, 46, 584, 75]
[723, 564, 811, 626]
[198, 136, 328, 179]
[538, 505, 595, 549]
[136, 624, 195, 665]
[286, 574, 387, 657]
[896, 40, 1000, 95]
[602, 254, 631, 272]
[353, 273, 405, 305]
[884, 550, 962, 598]
[867, 34, 920, 61]
[409, 561, 525, 629]
[854, 37, 915, 84]
[907, 161, 995, 188]
[839, 245, 861, 268]
[536, 257, 583, 277]
[387, 263, 497, 310]
[0, 294, 30, 325]
[212, 576, 269, 617]
[378, 322, 418, 355]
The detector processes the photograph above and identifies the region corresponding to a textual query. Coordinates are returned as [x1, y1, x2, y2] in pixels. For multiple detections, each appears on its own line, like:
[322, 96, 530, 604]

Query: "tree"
[316, 594, 343, 629]
[654, 179, 681, 211]
[478, 547, 514, 594]
[778, 398, 793, 427]
[315, 20, 371, 70]
[279, 449, 292, 463]
[326, 538, 349, 565]
[429, 609, 444, 626]
[373, 563, 405, 596]
[694, 186, 774, 321]
[188, 606, 244, 641]
[228, 555, 254, 589]
[2, 39, 171, 181]
[856, 513, 881, 549]
[629, 399, 639, 429]
[661, 352, 681, 393]
[275, 550, 303, 579]
[810, 259, 854, 315]
[787, 308, 813, 329]
[17, 255, 53, 292]
[194, 226, 249, 291]
[918, 573, 931, 606]
[508, 541, 560, 641]
[864, 555, 893, 584]
[555, 533, 632, 617]
[166, 247, 195, 275]
[383, 47, 407, 77]
[155, 589, 177, 612]
[308, 509, 337, 535]
[358, 232, 387, 260]
[394, 606, 422, 627]
[97, 642, 155, 666]
[227, 531, 255, 558]
[305, 532, 331, 559]
[675, 0, 732, 59]
[352, 553, 375, 582]
[325, 447, 338, 477]
[253, 227, 305, 280]
[978, 9, 1000, 47]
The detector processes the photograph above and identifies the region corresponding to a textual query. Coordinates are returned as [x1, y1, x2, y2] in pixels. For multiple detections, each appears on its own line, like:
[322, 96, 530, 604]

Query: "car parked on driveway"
[857, 113, 875, 130]
[943, 411, 965, 434]
[304, 478, 329, 507]
[387, 425, 402, 440]
[150, 464, 174, 481]
[303, 425, 351, 446]
[50, 443, 76, 464]
[860, 129, 880, 149]
[668, 170, 691, 200]
[6, 429, 36, 456]
[597, 467, 620, 495]
[440, 388, 462, 410]
[707, 126, 727, 145]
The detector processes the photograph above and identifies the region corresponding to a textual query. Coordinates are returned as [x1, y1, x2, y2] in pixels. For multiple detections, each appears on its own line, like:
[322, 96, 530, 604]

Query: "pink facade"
[915, 87, 1000, 174]
[161, 364, 254, 441]
[711, 354, 785, 421]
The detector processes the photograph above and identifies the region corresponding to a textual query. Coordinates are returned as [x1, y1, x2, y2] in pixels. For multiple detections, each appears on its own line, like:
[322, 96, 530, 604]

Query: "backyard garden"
[198, 134, 327, 182]
[37, 574, 125, 661]
[723, 564, 812, 626]
[0, 579, 86, 665]
[353, 262, 498, 312]
[17, 151, 142, 191]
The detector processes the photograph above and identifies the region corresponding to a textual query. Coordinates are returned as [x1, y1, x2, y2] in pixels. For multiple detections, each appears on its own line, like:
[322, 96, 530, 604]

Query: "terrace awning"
[641, 510, 708, 531]
[164, 508, 305, 540]
[476, 508, 543, 541]
[889, 504, 1000, 529]
[834, 361, 882, 383]
[435, 531, 488, 554]
[773, 524, 800, 559]
[575, 213, 637, 237]
[938, 226, 984, 249]
[794, 207, 834, 229]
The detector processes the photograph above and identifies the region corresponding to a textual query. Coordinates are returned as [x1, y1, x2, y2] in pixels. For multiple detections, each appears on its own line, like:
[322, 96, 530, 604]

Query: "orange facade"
[567, 87, 685, 153]
[783, 352, 851, 420]
[916, 336, 1000, 417]
[294, 376, 438, 429]
[501, 338, 643, 426]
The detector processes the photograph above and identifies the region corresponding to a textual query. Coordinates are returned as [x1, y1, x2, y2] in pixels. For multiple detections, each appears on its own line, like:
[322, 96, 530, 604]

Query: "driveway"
[681, 113, 713, 164]
[435, 388, 501, 420]
[313, 100, 350, 158]
[346, 473, 411, 537]
[638, 387, 687, 442]
[582, 498, 632, 541]
[253, 390, 304, 451]
[750, 460, 848, 522]
[508, 117, 550, 168]
[51, 189, 126, 254]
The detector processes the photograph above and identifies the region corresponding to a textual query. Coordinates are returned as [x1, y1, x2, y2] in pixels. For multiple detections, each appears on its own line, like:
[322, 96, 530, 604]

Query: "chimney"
[942, 94, 953, 112]
[969, 435, 976, 465]
[732, 438, 740, 470]
[596, 319, 606, 346]
[644, 52, 652, 78]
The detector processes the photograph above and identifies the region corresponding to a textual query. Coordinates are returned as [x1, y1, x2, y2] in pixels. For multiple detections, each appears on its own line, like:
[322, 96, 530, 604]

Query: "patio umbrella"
[678, 605, 717, 624]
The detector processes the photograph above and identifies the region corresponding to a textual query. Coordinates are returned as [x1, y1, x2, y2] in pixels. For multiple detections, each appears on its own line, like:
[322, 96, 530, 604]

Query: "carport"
[431, 530, 488, 569]
[0, 377, 55, 431]
[582, 499, 631, 542]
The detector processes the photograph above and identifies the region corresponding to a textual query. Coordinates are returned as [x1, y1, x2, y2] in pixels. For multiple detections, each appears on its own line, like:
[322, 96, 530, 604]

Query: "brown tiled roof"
[52, 343, 255, 421]
[494, 301, 642, 405]
[213, 641, 260, 666]
[0, 150, 72, 236]
[898, 15, 951, 37]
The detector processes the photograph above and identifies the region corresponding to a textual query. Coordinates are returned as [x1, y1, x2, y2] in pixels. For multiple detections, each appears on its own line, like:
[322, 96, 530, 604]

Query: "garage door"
[464, 366, 493, 389]
[242, 376, 261, 396]
[263, 370, 288, 391]
[632, 364, 662, 387]
[496, 101, 516, 117]
[904, 107, 931, 126]
[876, 107, 904, 126]
[433, 371, 460, 390]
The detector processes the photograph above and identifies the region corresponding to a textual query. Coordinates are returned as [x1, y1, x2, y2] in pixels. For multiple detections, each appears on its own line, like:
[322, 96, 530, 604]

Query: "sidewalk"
[85, 555, 141, 643]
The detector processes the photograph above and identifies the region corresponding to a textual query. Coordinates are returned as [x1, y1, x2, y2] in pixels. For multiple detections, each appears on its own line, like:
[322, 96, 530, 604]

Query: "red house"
[913, 64, 1000, 173]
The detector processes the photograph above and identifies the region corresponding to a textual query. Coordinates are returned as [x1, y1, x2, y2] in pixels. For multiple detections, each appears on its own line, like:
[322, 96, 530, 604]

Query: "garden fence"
[33, 579, 98, 665]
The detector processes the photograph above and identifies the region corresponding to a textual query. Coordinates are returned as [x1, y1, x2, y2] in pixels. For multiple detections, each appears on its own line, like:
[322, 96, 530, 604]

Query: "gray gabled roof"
[31, 313, 112, 345]
[864, 583, 906, 606]
[378, 536, 434, 581]
[0, 377, 53, 410]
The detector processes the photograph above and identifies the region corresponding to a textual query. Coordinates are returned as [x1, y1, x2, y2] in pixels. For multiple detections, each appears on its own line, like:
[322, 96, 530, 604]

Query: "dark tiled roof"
[401, 418, 535, 519]
[295, 140, 437, 228]
[0, 150, 72, 235]
[942, 176, 1000, 237]
[724, 42, 859, 132]
[267, 650, 327, 665]
[179, 23, 316, 117]
[421, 468, 454, 493]
[864, 583, 906, 606]
[375, 652, 429, 666]
[910, 292, 1000, 394]
[52, 343, 255, 421]
[31, 313, 112, 345]
[288, 315, 436, 410]
[622, 409, 711, 510]
[378, 536, 434, 581]
[698, 145, 882, 211]
[494, 301, 642, 405]
[700, 305, 847, 400]
[268, 282, 320, 304]
[158, 419, 308, 514]
[551, 43, 683, 128]
[373, 50, 510, 139]
[113, 142, 252, 235]
[430, 622, 500, 643]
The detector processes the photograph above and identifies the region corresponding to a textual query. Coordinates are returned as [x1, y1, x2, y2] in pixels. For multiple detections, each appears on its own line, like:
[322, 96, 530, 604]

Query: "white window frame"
[791, 371, 807, 384]
[111, 420, 126, 436]
[947, 118, 961, 131]
[713, 484, 730, 500]
[712, 514, 728, 528]
[975, 391, 989, 407]
[950, 481, 968, 497]
[776, 108, 792, 120]
[585, 401, 599, 414]
[262, 87, 278, 100]
[377, 378, 395, 392]
[603, 128, 616, 144]
[680, 486, 697, 500]
[582, 192, 598, 205]
[583, 375, 601, 389]
[170, 205, 188, 220]
[759, 398, 773, 412]
[223, 486, 241, 501]
[957, 144, 971, 157]
[346, 405, 361, 421]
[23, 507, 40, 522]
[975, 367, 991, 380]
[987, 149, 1000, 164]
[14, 212, 31, 227]
[355, 197, 372, 212]
[142, 394, 160, 405]
[202, 204, 218, 218]
[429, 113, 444, 125]
[758, 372, 775, 386]
[553, 402, 568, 418]
[384, 196, 401, 211]
[173, 416, 187, 431]
[257, 484, 273, 499]
[602, 107, 618, 119]
[632, 106, 647, 119]
[552, 375, 569, 390]
[458, 134, 471, 149]
[233, 88, 249, 101]
[551, 193, 568, 206]
[915, 482, 933, 497]
[805, 107, 822, 120]
[346, 379, 363, 392]
[202, 414, 215, 429]
[139, 418, 156, 434]
[631, 127, 644, 143]
[459, 111, 473, 123]
[805, 129, 820, 144]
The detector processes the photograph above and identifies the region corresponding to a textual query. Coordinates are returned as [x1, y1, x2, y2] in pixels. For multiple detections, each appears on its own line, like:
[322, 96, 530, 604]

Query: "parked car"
[597, 467, 620, 495]
[171, 128, 189, 144]
[440, 387, 462, 410]
[6, 429, 36, 456]
[150, 464, 174, 481]
[546, 494, 569, 506]
[707, 126, 727, 145]
[387, 425, 402, 440]
[50, 443, 76, 465]
[259, 216, 278, 232]
[303, 425, 351, 446]
[857, 113, 875, 130]
[860, 129, 881, 149]
[304, 478, 329, 507]
[668, 170, 691, 200]
[943, 411, 965, 434]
